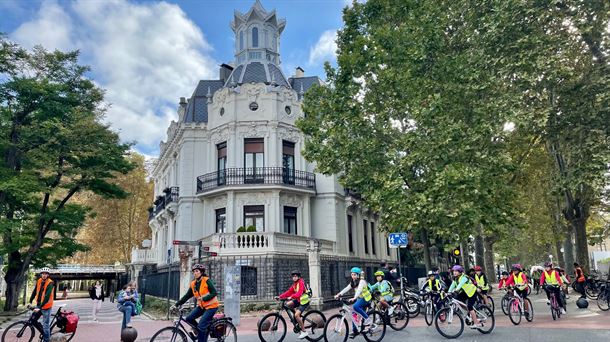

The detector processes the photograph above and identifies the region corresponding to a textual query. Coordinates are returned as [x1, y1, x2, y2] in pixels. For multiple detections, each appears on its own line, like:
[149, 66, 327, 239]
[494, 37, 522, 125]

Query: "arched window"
[252, 27, 259, 48]
[239, 31, 244, 50]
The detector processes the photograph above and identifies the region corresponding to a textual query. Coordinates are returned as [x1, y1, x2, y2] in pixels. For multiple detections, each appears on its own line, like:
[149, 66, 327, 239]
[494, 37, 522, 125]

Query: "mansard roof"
[288, 76, 323, 100]
[183, 80, 224, 123]
[224, 61, 289, 88]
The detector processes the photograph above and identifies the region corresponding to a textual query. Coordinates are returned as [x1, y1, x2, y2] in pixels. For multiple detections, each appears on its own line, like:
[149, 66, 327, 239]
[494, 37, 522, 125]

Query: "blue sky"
[0, 0, 350, 157]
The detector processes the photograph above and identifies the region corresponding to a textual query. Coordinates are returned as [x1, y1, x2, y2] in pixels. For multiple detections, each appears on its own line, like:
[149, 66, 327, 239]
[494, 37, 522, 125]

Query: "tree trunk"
[554, 238, 565, 269]
[3, 262, 26, 311]
[421, 229, 432, 271]
[563, 227, 575, 275]
[572, 218, 590, 272]
[483, 237, 496, 283]
[460, 241, 469, 270]
[474, 227, 485, 269]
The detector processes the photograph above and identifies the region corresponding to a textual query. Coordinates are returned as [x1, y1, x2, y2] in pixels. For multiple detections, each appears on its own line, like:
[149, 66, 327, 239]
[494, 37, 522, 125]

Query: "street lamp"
[549, 254, 553, 264]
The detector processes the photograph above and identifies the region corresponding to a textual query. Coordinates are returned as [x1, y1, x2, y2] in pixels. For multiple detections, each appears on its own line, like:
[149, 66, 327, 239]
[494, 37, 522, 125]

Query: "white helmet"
[39, 267, 51, 274]
[427, 271, 435, 276]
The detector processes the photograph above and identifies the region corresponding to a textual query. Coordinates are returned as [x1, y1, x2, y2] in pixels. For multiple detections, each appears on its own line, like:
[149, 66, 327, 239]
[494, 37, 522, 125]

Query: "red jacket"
[279, 278, 305, 300]
[505, 272, 528, 287]
[498, 278, 508, 290]
[539, 270, 563, 286]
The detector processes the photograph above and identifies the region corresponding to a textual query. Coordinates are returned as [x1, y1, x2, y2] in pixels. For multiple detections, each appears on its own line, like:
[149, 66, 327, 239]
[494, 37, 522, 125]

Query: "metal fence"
[196, 167, 316, 193]
[138, 268, 181, 302]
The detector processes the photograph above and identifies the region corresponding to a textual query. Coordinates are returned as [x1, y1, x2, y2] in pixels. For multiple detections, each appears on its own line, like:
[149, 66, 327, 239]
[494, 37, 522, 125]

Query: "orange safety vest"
[35, 278, 54, 310]
[190, 277, 219, 309]
[575, 267, 585, 283]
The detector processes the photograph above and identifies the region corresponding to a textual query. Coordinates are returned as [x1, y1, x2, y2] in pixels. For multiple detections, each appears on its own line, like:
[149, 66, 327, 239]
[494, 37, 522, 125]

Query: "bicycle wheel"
[434, 307, 464, 339]
[501, 296, 510, 315]
[585, 284, 599, 300]
[387, 302, 408, 331]
[302, 310, 326, 342]
[424, 301, 434, 326]
[475, 305, 495, 334]
[50, 321, 75, 342]
[1, 321, 35, 342]
[524, 298, 534, 322]
[258, 313, 287, 342]
[323, 314, 348, 342]
[405, 297, 420, 318]
[597, 292, 610, 311]
[508, 298, 522, 325]
[362, 310, 386, 342]
[210, 321, 237, 342]
[149, 327, 188, 342]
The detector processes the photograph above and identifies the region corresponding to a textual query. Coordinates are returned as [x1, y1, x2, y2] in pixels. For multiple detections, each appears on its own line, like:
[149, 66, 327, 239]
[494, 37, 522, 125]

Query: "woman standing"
[89, 281, 105, 322]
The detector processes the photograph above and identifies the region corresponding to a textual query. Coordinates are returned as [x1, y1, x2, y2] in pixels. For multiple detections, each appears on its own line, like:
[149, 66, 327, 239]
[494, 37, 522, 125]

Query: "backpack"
[304, 282, 313, 297]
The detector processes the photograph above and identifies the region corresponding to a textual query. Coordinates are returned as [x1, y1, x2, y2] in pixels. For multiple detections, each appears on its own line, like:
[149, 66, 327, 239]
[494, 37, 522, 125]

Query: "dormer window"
[252, 27, 259, 48]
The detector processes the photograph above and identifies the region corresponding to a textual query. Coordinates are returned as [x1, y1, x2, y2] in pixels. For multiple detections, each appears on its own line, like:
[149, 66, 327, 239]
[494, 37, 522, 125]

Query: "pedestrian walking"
[89, 281, 105, 322]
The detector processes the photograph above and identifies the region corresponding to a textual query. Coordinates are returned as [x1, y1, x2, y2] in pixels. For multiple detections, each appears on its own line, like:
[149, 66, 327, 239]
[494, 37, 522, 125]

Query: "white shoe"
[363, 317, 372, 326]
[388, 307, 394, 315]
[298, 331, 308, 339]
[561, 308, 566, 314]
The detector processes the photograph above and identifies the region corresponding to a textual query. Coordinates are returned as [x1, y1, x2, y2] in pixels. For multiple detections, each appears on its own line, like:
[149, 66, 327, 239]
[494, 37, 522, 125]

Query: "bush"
[241, 303, 256, 313]
[236, 226, 246, 233]
[246, 225, 257, 232]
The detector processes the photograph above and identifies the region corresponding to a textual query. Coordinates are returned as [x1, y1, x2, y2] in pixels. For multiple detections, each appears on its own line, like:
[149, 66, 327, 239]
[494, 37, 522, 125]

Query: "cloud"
[308, 30, 337, 66]
[10, 0, 218, 155]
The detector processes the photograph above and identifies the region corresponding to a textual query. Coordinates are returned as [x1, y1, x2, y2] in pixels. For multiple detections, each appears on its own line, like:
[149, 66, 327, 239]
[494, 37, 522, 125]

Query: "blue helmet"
[350, 267, 362, 274]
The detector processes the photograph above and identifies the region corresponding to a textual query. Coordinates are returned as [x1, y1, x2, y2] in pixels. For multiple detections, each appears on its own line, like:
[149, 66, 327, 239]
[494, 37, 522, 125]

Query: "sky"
[0, 0, 353, 157]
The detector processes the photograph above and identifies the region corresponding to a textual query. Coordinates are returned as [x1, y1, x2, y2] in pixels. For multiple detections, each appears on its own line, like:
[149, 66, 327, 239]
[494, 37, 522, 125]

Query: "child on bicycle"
[474, 266, 490, 307]
[421, 270, 443, 311]
[540, 262, 566, 314]
[505, 264, 531, 314]
[448, 265, 481, 329]
[498, 271, 509, 290]
[334, 267, 372, 337]
[558, 267, 570, 298]
[369, 270, 394, 315]
[276, 270, 310, 339]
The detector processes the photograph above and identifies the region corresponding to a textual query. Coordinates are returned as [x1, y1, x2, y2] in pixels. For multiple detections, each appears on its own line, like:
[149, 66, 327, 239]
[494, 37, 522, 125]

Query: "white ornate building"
[131, 0, 397, 304]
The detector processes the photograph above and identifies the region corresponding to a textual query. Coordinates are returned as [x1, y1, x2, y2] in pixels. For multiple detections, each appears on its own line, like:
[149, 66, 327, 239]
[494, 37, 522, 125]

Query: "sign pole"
[397, 246, 403, 292]
[166, 249, 171, 320]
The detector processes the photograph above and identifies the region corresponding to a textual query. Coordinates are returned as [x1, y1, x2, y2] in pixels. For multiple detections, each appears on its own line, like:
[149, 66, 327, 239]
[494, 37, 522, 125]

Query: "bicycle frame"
[445, 297, 487, 324]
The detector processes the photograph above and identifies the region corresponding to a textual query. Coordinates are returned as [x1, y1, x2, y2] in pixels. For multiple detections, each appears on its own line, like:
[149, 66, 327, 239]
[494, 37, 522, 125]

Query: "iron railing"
[149, 187, 179, 220]
[196, 167, 316, 193]
[164, 186, 179, 206]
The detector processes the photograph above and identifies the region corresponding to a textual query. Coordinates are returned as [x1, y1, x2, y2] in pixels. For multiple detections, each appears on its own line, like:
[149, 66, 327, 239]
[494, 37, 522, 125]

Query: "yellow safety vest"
[360, 281, 372, 301]
[427, 279, 441, 291]
[475, 274, 489, 291]
[457, 275, 477, 298]
[543, 270, 559, 286]
[513, 272, 527, 290]
[293, 282, 310, 305]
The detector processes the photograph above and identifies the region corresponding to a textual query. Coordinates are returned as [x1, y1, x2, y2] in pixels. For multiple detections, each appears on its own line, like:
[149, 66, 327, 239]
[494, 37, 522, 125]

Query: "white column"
[303, 196, 311, 237]
[229, 127, 238, 168]
[269, 125, 278, 167]
[227, 191, 235, 232]
[270, 190, 281, 232]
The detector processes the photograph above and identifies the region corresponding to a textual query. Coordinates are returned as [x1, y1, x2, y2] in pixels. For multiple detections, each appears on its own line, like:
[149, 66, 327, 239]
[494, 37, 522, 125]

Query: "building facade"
[130, 0, 398, 305]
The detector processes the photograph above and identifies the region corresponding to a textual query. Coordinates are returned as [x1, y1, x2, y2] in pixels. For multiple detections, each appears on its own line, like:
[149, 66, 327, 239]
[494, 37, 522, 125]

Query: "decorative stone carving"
[212, 195, 227, 209]
[278, 127, 302, 143]
[211, 126, 231, 144]
[244, 83, 266, 103]
[281, 194, 302, 208]
[213, 88, 229, 107]
[237, 192, 270, 206]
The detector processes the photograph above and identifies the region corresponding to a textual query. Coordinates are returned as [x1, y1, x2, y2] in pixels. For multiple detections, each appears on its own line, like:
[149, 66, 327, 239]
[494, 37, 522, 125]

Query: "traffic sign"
[388, 233, 408, 248]
[172, 240, 199, 246]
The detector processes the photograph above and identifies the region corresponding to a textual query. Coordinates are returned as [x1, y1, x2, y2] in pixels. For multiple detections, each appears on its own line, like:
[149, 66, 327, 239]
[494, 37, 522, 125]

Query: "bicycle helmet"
[511, 264, 522, 271]
[39, 267, 51, 274]
[474, 266, 482, 271]
[374, 270, 384, 277]
[427, 270, 435, 276]
[290, 270, 301, 277]
[191, 263, 205, 272]
[544, 261, 552, 268]
[451, 265, 464, 273]
[501, 271, 509, 276]
[350, 267, 362, 274]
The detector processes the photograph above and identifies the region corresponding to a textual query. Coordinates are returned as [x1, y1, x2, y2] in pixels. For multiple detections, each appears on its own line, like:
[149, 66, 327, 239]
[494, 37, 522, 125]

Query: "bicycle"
[543, 285, 563, 320]
[433, 292, 494, 339]
[397, 278, 420, 318]
[422, 290, 446, 326]
[149, 306, 237, 342]
[323, 298, 386, 342]
[507, 287, 533, 325]
[500, 288, 512, 316]
[257, 299, 325, 342]
[474, 291, 495, 313]
[596, 280, 610, 311]
[367, 291, 409, 331]
[1, 304, 76, 342]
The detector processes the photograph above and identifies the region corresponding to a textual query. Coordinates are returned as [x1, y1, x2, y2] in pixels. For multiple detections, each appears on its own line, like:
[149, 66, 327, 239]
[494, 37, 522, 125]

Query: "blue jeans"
[186, 306, 218, 342]
[118, 304, 133, 329]
[352, 298, 369, 331]
[32, 309, 51, 342]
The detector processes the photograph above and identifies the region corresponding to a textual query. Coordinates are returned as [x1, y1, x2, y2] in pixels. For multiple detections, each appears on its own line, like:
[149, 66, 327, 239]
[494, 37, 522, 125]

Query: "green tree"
[70, 153, 153, 264]
[0, 38, 132, 310]
[298, 0, 518, 271]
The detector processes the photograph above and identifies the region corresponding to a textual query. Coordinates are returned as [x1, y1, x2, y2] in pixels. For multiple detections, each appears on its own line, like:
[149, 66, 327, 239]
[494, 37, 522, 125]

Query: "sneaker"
[388, 306, 395, 316]
[363, 317, 373, 326]
[125, 323, 132, 328]
[298, 331, 308, 339]
[469, 323, 484, 329]
[546, 300, 550, 305]
[561, 308, 566, 314]
[349, 331, 359, 339]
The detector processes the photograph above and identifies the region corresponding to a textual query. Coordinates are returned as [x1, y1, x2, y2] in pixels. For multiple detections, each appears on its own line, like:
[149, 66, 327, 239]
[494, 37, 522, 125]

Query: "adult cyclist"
[29, 267, 54, 342]
[539, 262, 566, 314]
[276, 270, 310, 339]
[174, 264, 219, 342]
[448, 265, 481, 329]
[334, 267, 372, 337]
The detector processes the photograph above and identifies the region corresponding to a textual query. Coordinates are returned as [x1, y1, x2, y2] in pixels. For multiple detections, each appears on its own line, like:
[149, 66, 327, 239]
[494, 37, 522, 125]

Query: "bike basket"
[62, 311, 79, 333]
[210, 322, 226, 338]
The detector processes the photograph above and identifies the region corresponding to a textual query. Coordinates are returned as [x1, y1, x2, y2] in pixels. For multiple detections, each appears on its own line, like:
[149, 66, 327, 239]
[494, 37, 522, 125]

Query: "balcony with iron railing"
[199, 231, 336, 256]
[196, 167, 316, 194]
[148, 186, 179, 221]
